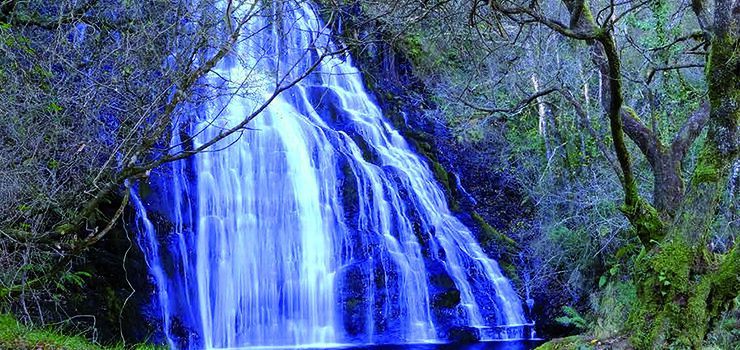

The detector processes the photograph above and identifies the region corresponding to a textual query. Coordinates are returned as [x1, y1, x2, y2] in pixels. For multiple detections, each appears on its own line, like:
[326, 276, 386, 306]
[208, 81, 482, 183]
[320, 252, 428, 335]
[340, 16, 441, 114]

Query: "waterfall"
[134, 1, 527, 348]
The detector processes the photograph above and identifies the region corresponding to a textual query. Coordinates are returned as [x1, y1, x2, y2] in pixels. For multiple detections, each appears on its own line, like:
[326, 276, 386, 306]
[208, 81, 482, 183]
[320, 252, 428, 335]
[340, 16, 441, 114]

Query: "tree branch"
[600, 33, 639, 206]
[647, 64, 705, 84]
[648, 31, 704, 52]
[691, 0, 712, 37]
[621, 106, 659, 167]
[1, 182, 131, 300]
[599, 32, 665, 247]
[466, 88, 558, 115]
[671, 102, 710, 159]
[1, 0, 99, 30]
[124, 48, 343, 179]
[488, 1, 598, 40]
[559, 88, 625, 184]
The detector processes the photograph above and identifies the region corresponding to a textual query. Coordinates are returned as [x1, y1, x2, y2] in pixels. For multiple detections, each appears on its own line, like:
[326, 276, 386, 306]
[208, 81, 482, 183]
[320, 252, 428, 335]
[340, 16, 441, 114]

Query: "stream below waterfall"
[213, 341, 546, 350]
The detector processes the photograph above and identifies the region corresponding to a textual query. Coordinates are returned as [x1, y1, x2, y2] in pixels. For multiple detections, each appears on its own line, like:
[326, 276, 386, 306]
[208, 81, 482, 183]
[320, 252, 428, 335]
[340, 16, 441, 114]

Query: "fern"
[555, 305, 588, 328]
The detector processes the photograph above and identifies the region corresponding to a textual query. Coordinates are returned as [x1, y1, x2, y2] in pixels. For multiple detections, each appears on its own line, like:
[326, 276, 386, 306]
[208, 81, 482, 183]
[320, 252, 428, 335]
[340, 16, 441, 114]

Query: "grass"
[0, 314, 163, 350]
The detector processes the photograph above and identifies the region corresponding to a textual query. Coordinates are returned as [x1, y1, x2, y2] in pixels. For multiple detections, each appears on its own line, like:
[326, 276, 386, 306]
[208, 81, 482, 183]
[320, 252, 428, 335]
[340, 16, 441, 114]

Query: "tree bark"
[628, 11, 740, 348]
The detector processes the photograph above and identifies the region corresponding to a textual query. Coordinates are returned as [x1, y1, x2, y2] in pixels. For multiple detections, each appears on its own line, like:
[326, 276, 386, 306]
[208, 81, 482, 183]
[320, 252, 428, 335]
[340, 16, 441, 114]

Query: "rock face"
[69, 194, 157, 344]
[320, 2, 539, 339]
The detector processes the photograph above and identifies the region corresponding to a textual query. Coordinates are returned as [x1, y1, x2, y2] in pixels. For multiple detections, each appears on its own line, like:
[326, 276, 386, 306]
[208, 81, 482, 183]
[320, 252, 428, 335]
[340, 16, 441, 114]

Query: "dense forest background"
[1, 0, 740, 349]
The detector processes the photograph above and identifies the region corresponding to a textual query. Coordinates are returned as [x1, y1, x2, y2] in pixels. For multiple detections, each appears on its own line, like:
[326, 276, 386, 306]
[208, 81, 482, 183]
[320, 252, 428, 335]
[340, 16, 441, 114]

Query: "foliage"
[555, 306, 589, 329]
[704, 298, 740, 350]
[0, 313, 164, 349]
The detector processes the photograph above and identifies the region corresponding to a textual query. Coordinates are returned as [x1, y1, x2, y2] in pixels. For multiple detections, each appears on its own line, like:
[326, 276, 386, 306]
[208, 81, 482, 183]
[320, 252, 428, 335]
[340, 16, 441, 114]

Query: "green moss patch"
[0, 314, 163, 350]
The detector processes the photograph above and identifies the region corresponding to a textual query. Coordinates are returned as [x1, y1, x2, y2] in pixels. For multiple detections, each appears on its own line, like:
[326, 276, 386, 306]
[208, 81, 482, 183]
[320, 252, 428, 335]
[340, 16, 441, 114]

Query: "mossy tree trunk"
[627, 12, 740, 347]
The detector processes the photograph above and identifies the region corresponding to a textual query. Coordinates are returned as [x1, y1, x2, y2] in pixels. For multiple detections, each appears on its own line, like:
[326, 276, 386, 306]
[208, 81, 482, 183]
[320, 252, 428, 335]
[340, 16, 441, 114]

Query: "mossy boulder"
[535, 335, 630, 350]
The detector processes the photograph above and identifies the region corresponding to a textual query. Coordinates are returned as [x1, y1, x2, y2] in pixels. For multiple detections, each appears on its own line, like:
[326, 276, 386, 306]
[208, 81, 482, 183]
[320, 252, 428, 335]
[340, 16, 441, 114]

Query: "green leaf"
[599, 276, 607, 288]
[48, 102, 62, 113]
[615, 244, 635, 259]
[63, 273, 85, 288]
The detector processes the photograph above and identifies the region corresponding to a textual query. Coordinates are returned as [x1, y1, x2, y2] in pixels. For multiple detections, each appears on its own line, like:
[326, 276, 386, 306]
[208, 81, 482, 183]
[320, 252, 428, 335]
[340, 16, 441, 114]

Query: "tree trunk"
[532, 72, 553, 160]
[652, 149, 684, 219]
[627, 26, 740, 350]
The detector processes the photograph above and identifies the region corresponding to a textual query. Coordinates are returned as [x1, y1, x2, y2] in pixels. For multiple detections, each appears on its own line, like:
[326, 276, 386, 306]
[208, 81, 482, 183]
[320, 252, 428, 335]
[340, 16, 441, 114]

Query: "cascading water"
[134, 1, 528, 348]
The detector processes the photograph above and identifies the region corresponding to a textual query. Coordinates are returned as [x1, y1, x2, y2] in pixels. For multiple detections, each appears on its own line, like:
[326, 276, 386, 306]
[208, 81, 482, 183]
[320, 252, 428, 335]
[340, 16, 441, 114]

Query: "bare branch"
[465, 87, 558, 116]
[691, 0, 712, 36]
[121, 46, 347, 180]
[648, 31, 704, 52]
[647, 64, 705, 84]
[1, 182, 131, 299]
[488, 1, 598, 40]
[671, 102, 710, 159]
[559, 87, 625, 184]
[609, 0, 651, 28]
[1, 0, 99, 29]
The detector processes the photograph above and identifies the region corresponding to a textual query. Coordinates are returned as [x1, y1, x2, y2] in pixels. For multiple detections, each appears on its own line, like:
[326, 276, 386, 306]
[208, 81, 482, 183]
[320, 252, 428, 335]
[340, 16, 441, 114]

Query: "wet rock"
[338, 261, 372, 337]
[432, 289, 461, 309]
[447, 326, 481, 343]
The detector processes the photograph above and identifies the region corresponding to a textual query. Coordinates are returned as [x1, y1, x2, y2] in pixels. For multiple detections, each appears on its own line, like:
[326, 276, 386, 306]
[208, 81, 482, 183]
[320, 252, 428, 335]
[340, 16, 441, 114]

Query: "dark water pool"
[225, 341, 546, 350]
[350, 341, 546, 350]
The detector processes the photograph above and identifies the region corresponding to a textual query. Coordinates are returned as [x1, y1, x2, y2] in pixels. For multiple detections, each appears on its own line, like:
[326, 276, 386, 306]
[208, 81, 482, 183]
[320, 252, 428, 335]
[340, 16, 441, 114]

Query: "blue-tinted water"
[219, 341, 545, 350]
[133, 1, 533, 349]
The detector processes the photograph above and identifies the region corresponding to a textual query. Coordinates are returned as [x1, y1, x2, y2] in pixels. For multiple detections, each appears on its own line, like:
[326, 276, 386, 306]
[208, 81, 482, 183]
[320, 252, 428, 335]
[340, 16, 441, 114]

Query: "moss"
[692, 153, 721, 183]
[711, 247, 740, 314]
[651, 240, 693, 290]
[621, 198, 665, 248]
[627, 239, 723, 349]
[402, 129, 463, 213]
[500, 261, 523, 289]
[470, 211, 522, 289]
[535, 335, 594, 350]
[431, 161, 449, 186]
[472, 211, 517, 249]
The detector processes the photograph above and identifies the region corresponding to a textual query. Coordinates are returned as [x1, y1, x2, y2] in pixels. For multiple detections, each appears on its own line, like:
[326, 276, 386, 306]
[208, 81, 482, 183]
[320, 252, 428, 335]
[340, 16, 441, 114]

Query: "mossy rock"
[536, 335, 631, 350]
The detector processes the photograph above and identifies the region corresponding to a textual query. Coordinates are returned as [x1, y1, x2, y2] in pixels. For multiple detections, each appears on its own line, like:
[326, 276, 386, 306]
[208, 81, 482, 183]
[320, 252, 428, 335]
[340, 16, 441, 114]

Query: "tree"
[472, 0, 739, 347]
[0, 0, 340, 328]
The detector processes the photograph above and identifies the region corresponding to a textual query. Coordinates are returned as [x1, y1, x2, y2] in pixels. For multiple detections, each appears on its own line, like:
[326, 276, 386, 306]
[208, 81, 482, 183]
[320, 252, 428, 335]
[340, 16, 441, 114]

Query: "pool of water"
[219, 341, 547, 350]
[353, 341, 546, 350]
